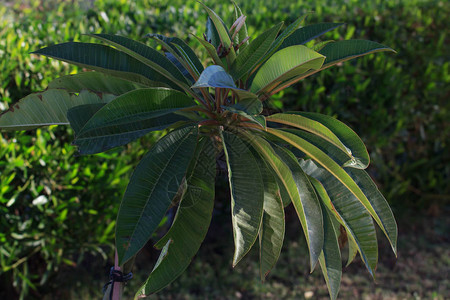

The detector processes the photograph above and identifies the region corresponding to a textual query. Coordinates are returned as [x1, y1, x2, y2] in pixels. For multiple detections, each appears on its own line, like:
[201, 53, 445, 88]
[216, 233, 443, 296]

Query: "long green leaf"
[48, 72, 146, 94]
[318, 200, 342, 300]
[240, 132, 321, 270]
[287, 112, 369, 168]
[88, 34, 191, 91]
[258, 159, 285, 281]
[284, 129, 397, 254]
[0, 89, 111, 131]
[279, 23, 344, 50]
[221, 130, 264, 266]
[273, 146, 323, 270]
[68, 88, 196, 154]
[146, 34, 204, 76]
[271, 40, 395, 94]
[302, 161, 378, 276]
[260, 15, 309, 65]
[268, 113, 351, 158]
[231, 22, 283, 80]
[250, 45, 325, 94]
[32, 42, 174, 88]
[200, 2, 236, 64]
[136, 138, 216, 296]
[268, 112, 369, 168]
[267, 127, 396, 256]
[115, 126, 198, 264]
[320, 39, 396, 67]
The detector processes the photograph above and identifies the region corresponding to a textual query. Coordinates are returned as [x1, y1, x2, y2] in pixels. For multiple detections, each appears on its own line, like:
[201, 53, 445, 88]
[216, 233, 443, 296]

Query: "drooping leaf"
[278, 23, 344, 50]
[283, 129, 397, 254]
[273, 146, 323, 270]
[267, 127, 396, 255]
[32, 42, 175, 88]
[346, 233, 359, 267]
[68, 88, 196, 154]
[250, 45, 325, 94]
[192, 65, 256, 100]
[231, 22, 283, 80]
[0, 89, 111, 131]
[268, 112, 369, 168]
[318, 201, 342, 300]
[48, 72, 146, 94]
[289, 112, 369, 168]
[136, 138, 216, 295]
[241, 132, 321, 270]
[258, 159, 285, 281]
[302, 161, 378, 276]
[115, 126, 198, 264]
[221, 130, 264, 266]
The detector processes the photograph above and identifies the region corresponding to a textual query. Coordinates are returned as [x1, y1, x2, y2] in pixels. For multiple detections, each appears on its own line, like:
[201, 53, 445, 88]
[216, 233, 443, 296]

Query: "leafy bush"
[1, 1, 400, 299]
[0, 0, 447, 298]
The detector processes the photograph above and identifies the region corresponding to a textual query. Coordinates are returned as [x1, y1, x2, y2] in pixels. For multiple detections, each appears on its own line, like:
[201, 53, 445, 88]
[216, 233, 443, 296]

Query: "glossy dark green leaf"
[269, 112, 369, 169]
[115, 126, 198, 264]
[32, 42, 174, 88]
[200, 2, 236, 63]
[258, 160, 285, 281]
[231, 22, 283, 80]
[270, 39, 395, 94]
[136, 138, 216, 295]
[303, 161, 378, 276]
[250, 45, 325, 94]
[0, 90, 110, 131]
[69, 88, 196, 154]
[88, 34, 190, 90]
[273, 146, 323, 270]
[320, 39, 396, 67]
[48, 72, 146, 94]
[241, 132, 320, 270]
[284, 129, 397, 254]
[146, 34, 204, 76]
[318, 201, 342, 300]
[267, 128, 395, 255]
[262, 14, 309, 62]
[279, 23, 344, 50]
[222, 130, 264, 266]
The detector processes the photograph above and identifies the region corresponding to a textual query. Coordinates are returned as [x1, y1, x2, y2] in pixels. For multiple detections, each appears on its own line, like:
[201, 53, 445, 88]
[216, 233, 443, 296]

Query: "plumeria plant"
[0, 2, 397, 299]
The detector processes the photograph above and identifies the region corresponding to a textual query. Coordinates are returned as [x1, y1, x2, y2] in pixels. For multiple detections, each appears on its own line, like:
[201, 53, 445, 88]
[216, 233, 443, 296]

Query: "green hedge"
[0, 0, 448, 298]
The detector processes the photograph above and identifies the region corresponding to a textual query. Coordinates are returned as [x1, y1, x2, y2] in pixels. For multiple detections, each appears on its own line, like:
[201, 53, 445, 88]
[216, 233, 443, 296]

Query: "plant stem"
[112, 250, 121, 300]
